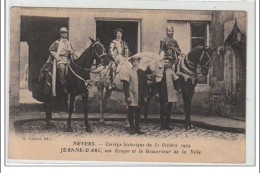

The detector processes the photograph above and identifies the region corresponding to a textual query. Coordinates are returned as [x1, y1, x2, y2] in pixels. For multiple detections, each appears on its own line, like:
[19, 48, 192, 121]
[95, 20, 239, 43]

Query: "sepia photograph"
[7, 5, 252, 164]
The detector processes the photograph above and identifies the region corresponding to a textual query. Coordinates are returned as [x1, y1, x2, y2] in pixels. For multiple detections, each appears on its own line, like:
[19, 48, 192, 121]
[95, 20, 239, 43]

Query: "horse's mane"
[187, 46, 204, 57]
[133, 52, 163, 71]
[74, 44, 94, 68]
[187, 46, 204, 64]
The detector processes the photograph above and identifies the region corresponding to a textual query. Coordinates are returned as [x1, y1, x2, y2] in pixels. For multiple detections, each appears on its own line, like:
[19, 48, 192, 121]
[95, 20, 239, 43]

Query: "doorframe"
[94, 18, 142, 53]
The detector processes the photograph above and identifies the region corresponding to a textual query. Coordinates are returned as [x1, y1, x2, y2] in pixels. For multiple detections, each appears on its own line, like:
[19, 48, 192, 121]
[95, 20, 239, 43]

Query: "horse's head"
[198, 46, 216, 76]
[148, 60, 164, 83]
[89, 37, 110, 66]
[188, 46, 216, 76]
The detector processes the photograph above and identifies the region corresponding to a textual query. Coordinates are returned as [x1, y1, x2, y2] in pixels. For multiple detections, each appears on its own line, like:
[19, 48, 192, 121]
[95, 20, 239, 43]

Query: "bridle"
[68, 41, 107, 90]
[70, 41, 107, 71]
[198, 49, 214, 69]
[181, 48, 214, 74]
[92, 41, 107, 58]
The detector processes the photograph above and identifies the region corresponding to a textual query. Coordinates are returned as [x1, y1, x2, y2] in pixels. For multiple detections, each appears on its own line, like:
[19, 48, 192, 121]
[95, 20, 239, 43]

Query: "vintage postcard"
[7, 3, 254, 165]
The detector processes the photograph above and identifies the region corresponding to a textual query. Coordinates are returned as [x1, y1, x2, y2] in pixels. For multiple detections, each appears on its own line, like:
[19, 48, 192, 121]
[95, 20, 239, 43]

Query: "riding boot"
[135, 107, 144, 134]
[128, 106, 135, 134]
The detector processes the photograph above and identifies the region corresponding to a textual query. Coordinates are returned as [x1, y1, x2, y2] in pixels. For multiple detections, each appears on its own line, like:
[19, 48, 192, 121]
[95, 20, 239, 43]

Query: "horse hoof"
[99, 118, 105, 124]
[66, 127, 73, 132]
[125, 122, 130, 128]
[185, 125, 193, 130]
[86, 127, 93, 132]
[46, 122, 54, 129]
[190, 125, 195, 129]
[160, 126, 166, 130]
[165, 126, 173, 131]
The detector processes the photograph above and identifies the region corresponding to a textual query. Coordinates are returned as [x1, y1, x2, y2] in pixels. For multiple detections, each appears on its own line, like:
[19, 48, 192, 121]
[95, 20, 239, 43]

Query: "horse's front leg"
[82, 93, 93, 132]
[103, 88, 112, 114]
[96, 83, 104, 123]
[143, 92, 154, 124]
[45, 94, 53, 129]
[182, 84, 195, 130]
[66, 94, 76, 132]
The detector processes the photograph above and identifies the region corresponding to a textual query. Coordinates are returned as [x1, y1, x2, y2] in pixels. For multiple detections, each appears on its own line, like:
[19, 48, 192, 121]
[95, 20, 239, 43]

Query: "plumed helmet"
[166, 26, 174, 32]
[114, 28, 124, 37]
[59, 27, 68, 33]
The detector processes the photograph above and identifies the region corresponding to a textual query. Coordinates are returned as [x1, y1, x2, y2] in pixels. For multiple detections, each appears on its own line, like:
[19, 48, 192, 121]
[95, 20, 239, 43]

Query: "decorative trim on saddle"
[176, 57, 198, 84]
[91, 64, 106, 74]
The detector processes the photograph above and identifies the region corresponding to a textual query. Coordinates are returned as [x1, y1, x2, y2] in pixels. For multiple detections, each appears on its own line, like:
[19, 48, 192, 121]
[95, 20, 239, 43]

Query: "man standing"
[108, 28, 130, 89]
[48, 27, 74, 94]
[158, 57, 179, 130]
[121, 56, 145, 135]
[159, 26, 185, 62]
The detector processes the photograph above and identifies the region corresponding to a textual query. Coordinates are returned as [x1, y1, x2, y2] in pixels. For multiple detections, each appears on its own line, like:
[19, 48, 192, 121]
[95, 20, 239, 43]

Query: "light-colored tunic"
[165, 68, 179, 103]
[49, 39, 73, 65]
[121, 67, 139, 106]
[56, 39, 73, 65]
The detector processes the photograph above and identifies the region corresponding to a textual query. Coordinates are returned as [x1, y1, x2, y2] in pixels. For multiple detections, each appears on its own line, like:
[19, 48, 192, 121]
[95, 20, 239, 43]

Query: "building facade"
[10, 8, 247, 118]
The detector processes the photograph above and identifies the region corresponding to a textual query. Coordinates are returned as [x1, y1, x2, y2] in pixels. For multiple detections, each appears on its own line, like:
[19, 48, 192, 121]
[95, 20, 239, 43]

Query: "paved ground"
[10, 112, 245, 141]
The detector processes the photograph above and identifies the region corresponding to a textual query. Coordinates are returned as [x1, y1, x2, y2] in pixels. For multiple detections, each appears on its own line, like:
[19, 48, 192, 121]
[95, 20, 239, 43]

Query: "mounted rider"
[159, 26, 186, 63]
[108, 28, 130, 89]
[48, 27, 75, 94]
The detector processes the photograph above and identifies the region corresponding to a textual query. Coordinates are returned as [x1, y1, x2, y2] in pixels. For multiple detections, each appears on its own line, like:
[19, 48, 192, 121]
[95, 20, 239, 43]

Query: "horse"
[42, 37, 109, 132]
[94, 52, 164, 123]
[143, 46, 215, 130]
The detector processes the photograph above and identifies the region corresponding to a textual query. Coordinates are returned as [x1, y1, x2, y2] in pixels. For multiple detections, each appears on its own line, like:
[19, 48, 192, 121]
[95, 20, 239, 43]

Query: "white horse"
[94, 51, 164, 123]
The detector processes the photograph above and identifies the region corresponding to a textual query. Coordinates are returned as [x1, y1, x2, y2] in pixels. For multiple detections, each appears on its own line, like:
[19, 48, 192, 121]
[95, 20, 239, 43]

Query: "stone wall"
[209, 11, 247, 119]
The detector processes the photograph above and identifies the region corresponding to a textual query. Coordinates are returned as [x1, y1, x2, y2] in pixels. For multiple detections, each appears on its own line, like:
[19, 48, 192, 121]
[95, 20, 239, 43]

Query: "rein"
[198, 51, 214, 69]
[68, 64, 92, 91]
[70, 57, 92, 71]
[92, 41, 108, 58]
[182, 49, 213, 72]
[70, 41, 107, 72]
[67, 41, 107, 90]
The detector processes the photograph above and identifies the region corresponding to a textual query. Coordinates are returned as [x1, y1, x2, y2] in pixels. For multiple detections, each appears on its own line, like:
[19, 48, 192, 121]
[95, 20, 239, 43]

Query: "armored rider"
[159, 26, 186, 62]
[108, 28, 129, 89]
[48, 27, 74, 94]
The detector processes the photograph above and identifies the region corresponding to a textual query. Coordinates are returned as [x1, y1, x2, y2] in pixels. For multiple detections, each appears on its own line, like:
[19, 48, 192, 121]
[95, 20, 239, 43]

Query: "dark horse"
[143, 46, 215, 130]
[43, 37, 109, 132]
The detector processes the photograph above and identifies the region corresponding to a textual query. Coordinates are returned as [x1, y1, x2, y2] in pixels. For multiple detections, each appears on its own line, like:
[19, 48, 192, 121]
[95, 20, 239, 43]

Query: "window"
[190, 22, 208, 84]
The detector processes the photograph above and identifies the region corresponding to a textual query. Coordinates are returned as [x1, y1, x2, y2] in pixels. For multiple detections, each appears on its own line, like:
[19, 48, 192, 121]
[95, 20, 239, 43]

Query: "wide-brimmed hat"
[128, 56, 142, 62]
[59, 27, 68, 33]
